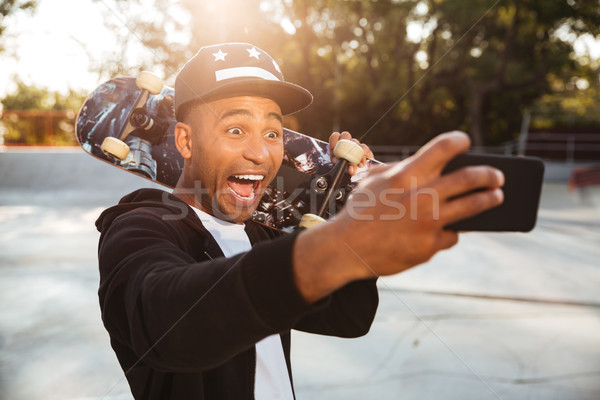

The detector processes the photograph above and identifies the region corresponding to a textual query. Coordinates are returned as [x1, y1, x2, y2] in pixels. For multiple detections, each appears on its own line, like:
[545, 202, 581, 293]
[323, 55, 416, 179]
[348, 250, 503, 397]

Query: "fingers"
[328, 131, 342, 164]
[441, 187, 504, 224]
[411, 131, 471, 175]
[329, 131, 341, 154]
[433, 165, 504, 225]
[435, 165, 505, 201]
[329, 131, 374, 175]
[328, 131, 352, 158]
[358, 143, 373, 168]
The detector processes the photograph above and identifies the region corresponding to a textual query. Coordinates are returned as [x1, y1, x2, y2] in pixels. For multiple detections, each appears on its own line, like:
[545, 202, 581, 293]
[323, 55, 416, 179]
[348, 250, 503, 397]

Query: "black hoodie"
[96, 188, 378, 399]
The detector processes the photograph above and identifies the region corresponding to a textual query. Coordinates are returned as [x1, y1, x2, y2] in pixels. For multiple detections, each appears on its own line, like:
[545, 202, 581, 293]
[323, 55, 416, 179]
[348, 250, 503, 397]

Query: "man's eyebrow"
[268, 112, 283, 123]
[219, 108, 283, 123]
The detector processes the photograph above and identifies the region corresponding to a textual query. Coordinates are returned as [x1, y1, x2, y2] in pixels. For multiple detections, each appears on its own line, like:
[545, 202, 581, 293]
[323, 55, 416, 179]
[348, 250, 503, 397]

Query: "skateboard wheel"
[298, 213, 326, 229]
[333, 139, 364, 165]
[101, 137, 130, 161]
[136, 71, 163, 94]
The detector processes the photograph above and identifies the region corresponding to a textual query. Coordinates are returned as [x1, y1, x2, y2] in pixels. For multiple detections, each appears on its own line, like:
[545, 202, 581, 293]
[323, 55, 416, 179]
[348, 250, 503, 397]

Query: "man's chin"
[212, 199, 259, 223]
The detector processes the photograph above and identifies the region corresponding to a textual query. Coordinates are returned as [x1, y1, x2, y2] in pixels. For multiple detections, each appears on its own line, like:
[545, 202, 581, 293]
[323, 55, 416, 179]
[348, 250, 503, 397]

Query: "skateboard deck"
[76, 75, 379, 231]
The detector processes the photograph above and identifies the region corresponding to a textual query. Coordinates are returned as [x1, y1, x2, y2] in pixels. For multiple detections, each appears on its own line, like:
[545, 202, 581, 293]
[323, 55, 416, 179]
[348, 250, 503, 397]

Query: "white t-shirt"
[193, 208, 294, 400]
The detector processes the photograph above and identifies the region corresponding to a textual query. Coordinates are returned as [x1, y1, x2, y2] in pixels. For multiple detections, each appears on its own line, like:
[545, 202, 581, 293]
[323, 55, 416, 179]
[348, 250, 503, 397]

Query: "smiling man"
[96, 43, 504, 399]
[173, 96, 287, 222]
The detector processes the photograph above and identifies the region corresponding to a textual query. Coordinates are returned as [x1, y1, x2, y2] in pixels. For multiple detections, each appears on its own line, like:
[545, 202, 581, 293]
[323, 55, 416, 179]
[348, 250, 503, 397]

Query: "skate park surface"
[1, 148, 599, 400]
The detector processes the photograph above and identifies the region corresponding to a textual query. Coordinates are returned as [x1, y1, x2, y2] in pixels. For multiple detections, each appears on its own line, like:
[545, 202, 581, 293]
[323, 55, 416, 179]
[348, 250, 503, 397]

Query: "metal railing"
[523, 133, 600, 163]
[0, 110, 77, 146]
[371, 133, 600, 163]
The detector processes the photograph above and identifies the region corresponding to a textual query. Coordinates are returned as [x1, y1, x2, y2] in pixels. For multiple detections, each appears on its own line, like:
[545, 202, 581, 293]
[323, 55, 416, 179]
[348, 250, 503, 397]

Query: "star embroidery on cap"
[247, 46, 260, 59]
[213, 49, 227, 62]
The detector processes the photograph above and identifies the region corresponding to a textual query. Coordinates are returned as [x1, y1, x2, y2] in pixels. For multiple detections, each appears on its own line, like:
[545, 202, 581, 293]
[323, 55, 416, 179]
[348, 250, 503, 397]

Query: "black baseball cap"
[174, 43, 313, 120]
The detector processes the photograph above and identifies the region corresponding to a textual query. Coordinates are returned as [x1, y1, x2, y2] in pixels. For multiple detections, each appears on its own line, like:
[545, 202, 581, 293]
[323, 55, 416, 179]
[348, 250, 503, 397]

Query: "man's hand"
[293, 131, 505, 303]
[336, 130, 504, 275]
[328, 131, 374, 176]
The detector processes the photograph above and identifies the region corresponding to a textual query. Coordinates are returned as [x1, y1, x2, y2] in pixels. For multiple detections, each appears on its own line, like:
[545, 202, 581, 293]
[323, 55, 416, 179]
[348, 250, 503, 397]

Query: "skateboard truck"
[120, 136, 157, 180]
[298, 139, 365, 229]
[100, 71, 163, 179]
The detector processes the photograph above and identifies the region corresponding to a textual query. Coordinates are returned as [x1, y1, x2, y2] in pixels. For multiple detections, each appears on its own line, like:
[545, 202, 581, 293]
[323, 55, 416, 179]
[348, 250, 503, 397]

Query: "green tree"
[1, 80, 87, 145]
[436, 0, 600, 146]
[94, 0, 600, 147]
[531, 69, 600, 129]
[279, 0, 600, 146]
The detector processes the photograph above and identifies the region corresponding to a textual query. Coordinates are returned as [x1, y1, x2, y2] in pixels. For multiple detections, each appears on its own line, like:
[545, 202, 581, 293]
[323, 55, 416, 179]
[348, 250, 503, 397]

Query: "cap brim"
[181, 79, 313, 117]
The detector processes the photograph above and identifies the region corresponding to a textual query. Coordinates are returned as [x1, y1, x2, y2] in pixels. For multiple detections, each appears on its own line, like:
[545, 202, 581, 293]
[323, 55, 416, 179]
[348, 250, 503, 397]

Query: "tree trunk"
[469, 87, 486, 147]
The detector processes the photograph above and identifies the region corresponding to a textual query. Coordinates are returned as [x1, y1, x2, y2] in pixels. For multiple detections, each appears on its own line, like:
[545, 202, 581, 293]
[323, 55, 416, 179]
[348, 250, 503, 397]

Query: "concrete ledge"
[0, 149, 164, 194]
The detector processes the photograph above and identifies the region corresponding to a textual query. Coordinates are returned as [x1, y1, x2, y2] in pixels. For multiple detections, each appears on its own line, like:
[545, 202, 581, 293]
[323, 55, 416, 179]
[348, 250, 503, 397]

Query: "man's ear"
[174, 122, 193, 159]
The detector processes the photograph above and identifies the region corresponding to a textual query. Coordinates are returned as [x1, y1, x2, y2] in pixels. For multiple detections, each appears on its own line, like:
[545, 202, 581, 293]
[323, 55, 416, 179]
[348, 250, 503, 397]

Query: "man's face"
[181, 96, 284, 222]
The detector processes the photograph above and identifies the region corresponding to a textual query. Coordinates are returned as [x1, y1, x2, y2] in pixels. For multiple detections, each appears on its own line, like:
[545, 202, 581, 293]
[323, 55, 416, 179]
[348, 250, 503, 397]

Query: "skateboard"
[76, 72, 379, 231]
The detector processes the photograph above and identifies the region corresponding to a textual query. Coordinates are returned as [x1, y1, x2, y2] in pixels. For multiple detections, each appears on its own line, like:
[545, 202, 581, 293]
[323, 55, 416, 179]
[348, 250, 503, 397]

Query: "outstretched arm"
[293, 131, 504, 303]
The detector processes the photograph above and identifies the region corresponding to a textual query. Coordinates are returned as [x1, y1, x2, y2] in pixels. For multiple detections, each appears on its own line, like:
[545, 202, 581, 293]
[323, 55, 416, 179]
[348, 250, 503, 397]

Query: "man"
[96, 43, 504, 399]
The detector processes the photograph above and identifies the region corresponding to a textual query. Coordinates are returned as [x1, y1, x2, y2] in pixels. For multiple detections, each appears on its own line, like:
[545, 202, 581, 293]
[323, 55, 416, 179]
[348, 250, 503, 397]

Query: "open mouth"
[226, 174, 264, 201]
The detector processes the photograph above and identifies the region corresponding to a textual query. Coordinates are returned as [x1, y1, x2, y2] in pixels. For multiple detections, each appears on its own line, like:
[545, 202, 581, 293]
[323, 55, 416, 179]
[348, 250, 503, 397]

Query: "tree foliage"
[0, 80, 87, 145]
[93, 0, 600, 146]
[1, 79, 86, 111]
[276, 0, 600, 145]
[532, 69, 600, 130]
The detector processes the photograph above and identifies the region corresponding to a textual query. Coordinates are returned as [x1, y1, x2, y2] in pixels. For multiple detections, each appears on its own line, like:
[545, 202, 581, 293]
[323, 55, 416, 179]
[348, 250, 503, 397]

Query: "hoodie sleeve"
[293, 278, 378, 338]
[244, 219, 379, 338]
[98, 209, 320, 373]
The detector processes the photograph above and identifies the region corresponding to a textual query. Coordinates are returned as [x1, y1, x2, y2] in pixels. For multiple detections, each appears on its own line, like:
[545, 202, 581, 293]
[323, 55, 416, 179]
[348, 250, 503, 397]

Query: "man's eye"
[227, 128, 243, 135]
[265, 131, 279, 139]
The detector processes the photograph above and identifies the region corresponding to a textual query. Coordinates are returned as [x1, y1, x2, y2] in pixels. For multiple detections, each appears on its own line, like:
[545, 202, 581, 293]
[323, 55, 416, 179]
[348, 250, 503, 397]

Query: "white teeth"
[233, 174, 264, 181]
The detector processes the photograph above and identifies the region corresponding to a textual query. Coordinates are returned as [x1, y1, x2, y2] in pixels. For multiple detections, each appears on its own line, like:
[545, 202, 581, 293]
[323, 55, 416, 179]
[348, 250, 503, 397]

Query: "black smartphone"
[441, 153, 545, 232]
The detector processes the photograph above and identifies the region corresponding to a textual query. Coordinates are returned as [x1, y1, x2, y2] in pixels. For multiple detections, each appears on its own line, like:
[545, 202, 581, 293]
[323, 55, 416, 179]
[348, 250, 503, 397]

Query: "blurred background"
[0, 0, 599, 399]
[2, 0, 600, 152]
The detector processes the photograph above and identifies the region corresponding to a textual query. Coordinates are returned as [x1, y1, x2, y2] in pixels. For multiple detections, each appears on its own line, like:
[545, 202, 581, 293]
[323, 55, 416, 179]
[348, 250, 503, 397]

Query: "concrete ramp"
[1, 148, 599, 400]
[0, 148, 164, 206]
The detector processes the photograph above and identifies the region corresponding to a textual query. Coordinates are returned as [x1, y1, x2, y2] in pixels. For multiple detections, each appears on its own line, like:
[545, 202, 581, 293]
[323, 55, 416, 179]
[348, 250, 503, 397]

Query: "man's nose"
[242, 134, 268, 164]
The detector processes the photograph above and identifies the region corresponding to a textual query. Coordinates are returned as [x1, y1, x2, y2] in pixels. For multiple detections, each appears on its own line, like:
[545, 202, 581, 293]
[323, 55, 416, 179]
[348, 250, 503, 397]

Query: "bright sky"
[0, 0, 119, 97]
[1, 0, 598, 100]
